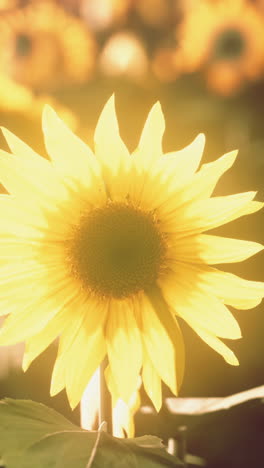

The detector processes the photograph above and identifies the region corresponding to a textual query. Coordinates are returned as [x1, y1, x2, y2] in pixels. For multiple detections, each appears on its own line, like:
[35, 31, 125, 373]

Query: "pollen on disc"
[68, 203, 166, 298]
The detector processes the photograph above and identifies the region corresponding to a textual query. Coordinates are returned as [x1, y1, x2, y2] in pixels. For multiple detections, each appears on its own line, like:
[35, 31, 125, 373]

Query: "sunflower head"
[0, 95, 263, 434]
[176, 0, 264, 94]
[0, 1, 97, 90]
[213, 28, 246, 61]
[68, 202, 166, 299]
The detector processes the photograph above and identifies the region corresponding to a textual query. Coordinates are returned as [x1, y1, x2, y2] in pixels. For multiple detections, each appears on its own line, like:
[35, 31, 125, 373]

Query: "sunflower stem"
[99, 357, 113, 435]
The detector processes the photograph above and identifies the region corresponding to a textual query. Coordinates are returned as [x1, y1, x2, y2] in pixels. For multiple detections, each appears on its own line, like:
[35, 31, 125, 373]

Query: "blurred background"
[0, 0, 263, 467]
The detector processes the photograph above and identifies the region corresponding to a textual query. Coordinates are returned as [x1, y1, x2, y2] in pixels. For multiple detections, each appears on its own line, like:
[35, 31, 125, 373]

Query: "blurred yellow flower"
[134, 0, 178, 29]
[0, 74, 77, 130]
[0, 96, 263, 415]
[0, 0, 17, 10]
[0, 74, 36, 113]
[0, 1, 96, 91]
[151, 47, 182, 82]
[176, 0, 264, 94]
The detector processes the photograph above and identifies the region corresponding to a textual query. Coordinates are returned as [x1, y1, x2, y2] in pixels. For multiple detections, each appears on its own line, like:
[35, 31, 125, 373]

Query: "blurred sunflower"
[0, 0, 18, 10]
[0, 74, 77, 134]
[0, 74, 36, 113]
[176, 0, 264, 94]
[0, 96, 263, 418]
[151, 46, 182, 82]
[57, 0, 82, 15]
[133, 0, 179, 29]
[0, 0, 96, 91]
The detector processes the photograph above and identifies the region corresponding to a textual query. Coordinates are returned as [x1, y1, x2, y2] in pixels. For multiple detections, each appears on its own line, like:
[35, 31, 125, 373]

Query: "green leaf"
[123, 436, 183, 467]
[0, 399, 183, 468]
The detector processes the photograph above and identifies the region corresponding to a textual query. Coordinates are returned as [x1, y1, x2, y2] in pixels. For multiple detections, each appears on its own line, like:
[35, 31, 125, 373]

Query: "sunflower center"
[213, 28, 245, 60]
[15, 33, 32, 57]
[69, 203, 165, 298]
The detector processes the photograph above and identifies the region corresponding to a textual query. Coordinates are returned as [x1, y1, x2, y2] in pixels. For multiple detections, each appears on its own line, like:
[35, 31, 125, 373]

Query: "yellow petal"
[128, 104, 168, 207]
[104, 364, 119, 405]
[158, 150, 238, 216]
[0, 194, 72, 241]
[0, 153, 71, 229]
[2, 126, 46, 163]
[164, 191, 258, 235]
[2, 128, 70, 202]
[138, 289, 185, 396]
[0, 240, 43, 259]
[0, 240, 66, 267]
[112, 392, 141, 438]
[139, 134, 205, 212]
[0, 246, 72, 302]
[51, 298, 107, 407]
[198, 150, 238, 198]
[94, 95, 129, 172]
[0, 300, 56, 345]
[106, 299, 142, 402]
[135, 102, 165, 169]
[245, 200, 264, 214]
[194, 327, 239, 366]
[0, 150, 51, 205]
[208, 274, 264, 310]
[162, 133, 205, 187]
[0, 261, 64, 300]
[0, 196, 47, 235]
[105, 365, 141, 437]
[65, 322, 106, 409]
[0, 275, 77, 344]
[42, 105, 102, 191]
[139, 134, 205, 211]
[174, 263, 264, 310]
[129, 134, 205, 210]
[160, 272, 242, 339]
[55, 295, 94, 358]
[142, 349, 162, 412]
[23, 306, 72, 371]
[80, 368, 100, 430]
[50, 351, 66, 396]
[172, 234, 263, 264]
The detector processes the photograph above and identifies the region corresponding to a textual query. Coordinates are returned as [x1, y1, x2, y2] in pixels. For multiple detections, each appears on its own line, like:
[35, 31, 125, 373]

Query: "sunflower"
[0, 96, 263, 421]
[133, 0, 179, 29]
[0, 74, 77, 135]
[0, 1, 96, 91]
[0, 0, 18, 10]
[176, 0, 264, 94]
[151, 46, 182, 82]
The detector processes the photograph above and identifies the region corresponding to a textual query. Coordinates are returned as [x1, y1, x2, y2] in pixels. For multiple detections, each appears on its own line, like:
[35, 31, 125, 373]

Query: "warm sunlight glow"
[80, 368, 100, 430]
[99, 32, 148, 79]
